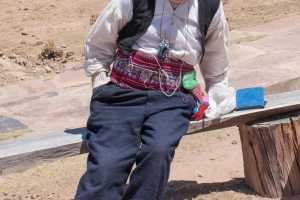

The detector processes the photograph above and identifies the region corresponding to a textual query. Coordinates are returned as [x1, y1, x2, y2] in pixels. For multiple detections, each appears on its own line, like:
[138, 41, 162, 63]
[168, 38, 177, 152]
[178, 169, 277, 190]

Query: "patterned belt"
[110, 49, 194, 94]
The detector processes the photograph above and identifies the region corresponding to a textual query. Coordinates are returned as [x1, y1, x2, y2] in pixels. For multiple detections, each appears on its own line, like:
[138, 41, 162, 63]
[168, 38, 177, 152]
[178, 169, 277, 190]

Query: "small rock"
[34, 41, 43, 46]
[72, 64, 83, 70]
[23, 7, 29, 11]
[0, 52, 3, 57]
[55, 50, 64, 58]
[21, 32, 29, 36]
[196, 171, 203, 178]
[61, 59, 68, 64]
[90, 14, 98, 25]
[56, 57, 63, 62]
[231, 140, 238, 145]
[44, 66, 52, 73]
[44, 66, 53, 73]
[8, 55, 16, 59]
[15, 57, 27, 66]
[65, 51, 75, 58]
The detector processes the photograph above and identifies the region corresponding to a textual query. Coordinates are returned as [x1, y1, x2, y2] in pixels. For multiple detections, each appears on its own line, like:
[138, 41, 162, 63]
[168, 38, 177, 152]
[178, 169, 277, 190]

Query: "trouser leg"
[75, 83, 147, 200]
[123, 91, 194, 200]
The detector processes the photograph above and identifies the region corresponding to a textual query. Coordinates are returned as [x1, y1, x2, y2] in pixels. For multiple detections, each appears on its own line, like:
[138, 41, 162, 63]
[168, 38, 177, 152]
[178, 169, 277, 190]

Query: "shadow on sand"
[165, 178, 254, 200]
[165, 178, 300, 200]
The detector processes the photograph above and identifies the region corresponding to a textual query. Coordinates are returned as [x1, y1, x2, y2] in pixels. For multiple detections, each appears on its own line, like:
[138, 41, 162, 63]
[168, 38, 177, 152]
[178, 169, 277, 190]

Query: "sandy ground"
[1, 0, 300, 200]
[0, 0, 300, 86]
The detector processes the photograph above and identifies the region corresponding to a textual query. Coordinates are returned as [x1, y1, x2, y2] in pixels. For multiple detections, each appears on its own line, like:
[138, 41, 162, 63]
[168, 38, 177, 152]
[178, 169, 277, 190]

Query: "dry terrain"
[0, 0, 300, 86]
[1, 0, 300, 200]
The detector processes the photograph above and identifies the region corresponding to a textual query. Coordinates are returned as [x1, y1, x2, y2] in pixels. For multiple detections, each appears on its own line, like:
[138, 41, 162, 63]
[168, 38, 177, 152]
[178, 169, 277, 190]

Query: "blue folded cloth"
[236, 87, 265, 111]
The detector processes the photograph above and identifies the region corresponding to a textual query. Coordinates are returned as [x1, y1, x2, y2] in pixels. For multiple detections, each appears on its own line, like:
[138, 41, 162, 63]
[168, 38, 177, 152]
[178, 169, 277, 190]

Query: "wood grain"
[0, 132, 84, 174]
[239, 112, 300, 198]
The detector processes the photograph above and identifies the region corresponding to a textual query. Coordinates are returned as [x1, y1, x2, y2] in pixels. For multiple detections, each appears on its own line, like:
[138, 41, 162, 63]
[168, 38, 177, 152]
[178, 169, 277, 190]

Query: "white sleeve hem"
[91, 71, 111, 89]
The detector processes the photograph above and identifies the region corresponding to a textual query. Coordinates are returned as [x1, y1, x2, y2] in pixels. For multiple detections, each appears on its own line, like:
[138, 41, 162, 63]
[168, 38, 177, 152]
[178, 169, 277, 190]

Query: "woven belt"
[111, 49, 194, 93]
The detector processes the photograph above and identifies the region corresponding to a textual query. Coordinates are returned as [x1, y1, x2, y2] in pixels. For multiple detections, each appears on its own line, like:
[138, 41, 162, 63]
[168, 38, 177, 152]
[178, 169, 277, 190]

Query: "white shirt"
[133, 0, 202, 65]
[85, 0, 235, 118]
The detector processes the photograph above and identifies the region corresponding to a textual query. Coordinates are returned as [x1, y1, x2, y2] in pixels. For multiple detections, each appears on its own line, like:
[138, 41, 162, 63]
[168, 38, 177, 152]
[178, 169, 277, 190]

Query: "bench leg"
[238, 112, 300, 198]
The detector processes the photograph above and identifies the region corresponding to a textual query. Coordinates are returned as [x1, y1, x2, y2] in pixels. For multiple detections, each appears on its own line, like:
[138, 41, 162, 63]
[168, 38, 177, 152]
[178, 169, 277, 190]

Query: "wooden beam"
[1, 90, 300, 174]
[0, 132, 84, 174]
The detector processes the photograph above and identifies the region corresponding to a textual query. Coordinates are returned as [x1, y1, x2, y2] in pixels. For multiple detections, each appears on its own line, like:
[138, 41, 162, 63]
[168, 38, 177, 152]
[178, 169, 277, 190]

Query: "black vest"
[117, 0, 220, 61]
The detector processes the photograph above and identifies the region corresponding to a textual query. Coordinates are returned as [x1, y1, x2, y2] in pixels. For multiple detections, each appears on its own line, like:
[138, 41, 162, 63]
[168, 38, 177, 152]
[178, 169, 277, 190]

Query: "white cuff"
[91, 71, 110, 89]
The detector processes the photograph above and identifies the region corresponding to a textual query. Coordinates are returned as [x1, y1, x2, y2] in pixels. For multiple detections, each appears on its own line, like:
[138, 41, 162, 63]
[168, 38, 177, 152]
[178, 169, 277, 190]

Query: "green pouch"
[182, 71, 197, 91]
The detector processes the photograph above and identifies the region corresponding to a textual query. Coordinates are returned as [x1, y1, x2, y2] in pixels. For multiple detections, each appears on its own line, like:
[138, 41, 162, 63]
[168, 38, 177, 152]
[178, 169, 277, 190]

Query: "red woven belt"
[111, 49, 194, 92]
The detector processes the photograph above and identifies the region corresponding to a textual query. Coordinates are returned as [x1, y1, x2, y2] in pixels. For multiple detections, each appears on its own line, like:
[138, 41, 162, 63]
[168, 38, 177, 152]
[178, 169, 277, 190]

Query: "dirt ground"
[1, 0, 300, 200]
[0, 0, 300, 86]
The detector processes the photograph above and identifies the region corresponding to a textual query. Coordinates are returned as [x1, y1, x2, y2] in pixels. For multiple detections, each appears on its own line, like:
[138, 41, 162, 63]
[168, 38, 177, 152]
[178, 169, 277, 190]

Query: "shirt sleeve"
[199, 2, 229, 90]
[84, 0, 132, 77]
[199, 2, 236, 118]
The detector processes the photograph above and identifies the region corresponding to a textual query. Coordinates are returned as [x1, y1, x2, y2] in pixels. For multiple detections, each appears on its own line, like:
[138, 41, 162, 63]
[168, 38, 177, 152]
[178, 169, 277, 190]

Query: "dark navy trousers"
[75, 83, 194, 200]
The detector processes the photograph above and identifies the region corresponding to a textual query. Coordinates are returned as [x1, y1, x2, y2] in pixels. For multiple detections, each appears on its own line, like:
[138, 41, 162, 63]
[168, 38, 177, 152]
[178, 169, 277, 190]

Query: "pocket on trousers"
[180, 92, 196, 112]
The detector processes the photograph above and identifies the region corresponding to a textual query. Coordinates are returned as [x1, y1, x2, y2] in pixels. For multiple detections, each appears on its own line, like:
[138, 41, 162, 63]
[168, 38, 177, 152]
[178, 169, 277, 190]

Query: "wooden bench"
[1, 89, 300, 198]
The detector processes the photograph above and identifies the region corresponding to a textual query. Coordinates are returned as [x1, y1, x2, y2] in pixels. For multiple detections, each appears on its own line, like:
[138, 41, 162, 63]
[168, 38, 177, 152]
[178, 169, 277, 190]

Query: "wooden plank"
[1, 89, 300, 174]
[0, 132, 84, 174]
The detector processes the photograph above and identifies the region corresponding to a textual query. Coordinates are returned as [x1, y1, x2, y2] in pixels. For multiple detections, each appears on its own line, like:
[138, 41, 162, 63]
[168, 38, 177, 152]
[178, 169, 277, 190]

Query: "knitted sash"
[111, 49, 194, 92]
